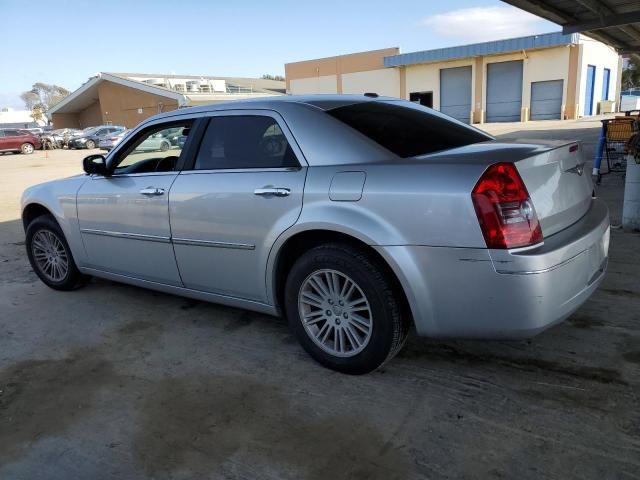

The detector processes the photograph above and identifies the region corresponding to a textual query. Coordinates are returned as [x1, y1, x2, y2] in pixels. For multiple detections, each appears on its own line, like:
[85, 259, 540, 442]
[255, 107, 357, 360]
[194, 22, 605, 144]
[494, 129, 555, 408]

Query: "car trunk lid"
[513, 140, 593, 237]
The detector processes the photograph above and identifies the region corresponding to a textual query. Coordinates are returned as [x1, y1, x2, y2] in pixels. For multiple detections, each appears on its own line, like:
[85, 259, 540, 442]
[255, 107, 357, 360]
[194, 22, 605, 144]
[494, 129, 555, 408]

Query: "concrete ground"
[0, 120, 639, 479]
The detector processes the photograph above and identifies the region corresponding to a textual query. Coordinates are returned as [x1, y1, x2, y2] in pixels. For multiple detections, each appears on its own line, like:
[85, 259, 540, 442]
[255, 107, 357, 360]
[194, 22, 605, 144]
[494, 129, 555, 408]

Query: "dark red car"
[0, 129, 42, 154]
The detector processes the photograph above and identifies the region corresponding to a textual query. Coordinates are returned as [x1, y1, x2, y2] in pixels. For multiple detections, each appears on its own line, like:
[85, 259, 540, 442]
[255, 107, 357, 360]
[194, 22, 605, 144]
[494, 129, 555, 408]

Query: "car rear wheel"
[21, 143, 34, 154]
[285, 243, 409, 374]
[85, 140, 96, 149]
[26, 214, 89, 291]
[160, 141, 170, 152]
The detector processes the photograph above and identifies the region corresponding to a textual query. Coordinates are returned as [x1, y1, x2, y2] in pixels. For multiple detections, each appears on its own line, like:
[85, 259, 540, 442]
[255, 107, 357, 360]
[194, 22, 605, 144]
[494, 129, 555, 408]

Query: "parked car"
[0, 128, 42, 154]
[133, 132, 172, 152]
[98, 130, 129, 151]
[21, 95, 610, 374]
[162, 127, 185, 146]
[68, 125, 126, 149]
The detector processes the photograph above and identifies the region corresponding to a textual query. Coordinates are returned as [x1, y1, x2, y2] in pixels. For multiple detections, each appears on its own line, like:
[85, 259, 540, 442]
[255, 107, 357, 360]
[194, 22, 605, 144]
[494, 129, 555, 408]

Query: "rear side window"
[327, 101, 491, 158]
[194, 115, 299, 170]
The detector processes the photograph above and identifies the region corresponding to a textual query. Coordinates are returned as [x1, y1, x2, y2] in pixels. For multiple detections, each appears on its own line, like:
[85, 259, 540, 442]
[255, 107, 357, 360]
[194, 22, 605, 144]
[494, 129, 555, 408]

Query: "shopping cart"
[593, 116, 639, 183]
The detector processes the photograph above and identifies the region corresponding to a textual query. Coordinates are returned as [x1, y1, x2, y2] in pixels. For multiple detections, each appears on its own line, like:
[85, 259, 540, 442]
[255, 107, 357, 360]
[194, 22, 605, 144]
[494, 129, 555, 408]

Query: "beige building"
[285, 32, 622, 123]
[49, 73, 285, 129]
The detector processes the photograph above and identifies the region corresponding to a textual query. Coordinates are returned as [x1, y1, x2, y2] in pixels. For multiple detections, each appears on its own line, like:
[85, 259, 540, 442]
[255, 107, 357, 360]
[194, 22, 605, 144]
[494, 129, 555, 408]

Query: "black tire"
[284, 243, 409, 374]
[85, 140, 96, 149]
[25, 214, 89, 291]
[160, 141, 170, 152]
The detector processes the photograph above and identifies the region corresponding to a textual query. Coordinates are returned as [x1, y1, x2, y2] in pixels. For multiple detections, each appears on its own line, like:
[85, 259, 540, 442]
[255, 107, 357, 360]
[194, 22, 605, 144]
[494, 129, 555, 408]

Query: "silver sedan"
[20, 95, 609, 374]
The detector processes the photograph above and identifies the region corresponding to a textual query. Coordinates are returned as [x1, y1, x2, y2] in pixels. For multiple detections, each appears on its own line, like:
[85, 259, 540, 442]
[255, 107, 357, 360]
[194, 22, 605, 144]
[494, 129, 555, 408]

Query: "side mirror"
[83, 154, 108, 176]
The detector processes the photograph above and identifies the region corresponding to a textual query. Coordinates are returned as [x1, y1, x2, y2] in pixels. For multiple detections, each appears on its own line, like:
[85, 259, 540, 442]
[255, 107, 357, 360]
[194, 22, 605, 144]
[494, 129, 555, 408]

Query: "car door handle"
[253, 187, 291, 197]
[139, 187, 165, 196]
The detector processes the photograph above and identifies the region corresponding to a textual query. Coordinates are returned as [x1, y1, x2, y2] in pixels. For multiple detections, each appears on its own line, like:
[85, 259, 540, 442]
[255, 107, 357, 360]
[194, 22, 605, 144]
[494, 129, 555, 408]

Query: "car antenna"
[364, 92, 379, 98]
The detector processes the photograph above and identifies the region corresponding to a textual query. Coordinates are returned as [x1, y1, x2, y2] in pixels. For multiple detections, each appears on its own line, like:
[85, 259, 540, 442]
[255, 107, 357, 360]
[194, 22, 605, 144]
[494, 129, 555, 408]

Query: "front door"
[76, 121, 193, 285]
[169, 112, 306, 302]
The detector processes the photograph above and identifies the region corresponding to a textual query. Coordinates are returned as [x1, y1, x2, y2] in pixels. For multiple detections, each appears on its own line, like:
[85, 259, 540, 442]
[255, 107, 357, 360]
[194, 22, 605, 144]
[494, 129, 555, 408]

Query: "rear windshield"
[327, 101, 492, 158]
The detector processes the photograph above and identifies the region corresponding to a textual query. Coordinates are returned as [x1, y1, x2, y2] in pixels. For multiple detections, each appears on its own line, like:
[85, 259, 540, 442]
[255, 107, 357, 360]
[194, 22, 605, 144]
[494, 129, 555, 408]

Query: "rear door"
[169, 110, 307, 302]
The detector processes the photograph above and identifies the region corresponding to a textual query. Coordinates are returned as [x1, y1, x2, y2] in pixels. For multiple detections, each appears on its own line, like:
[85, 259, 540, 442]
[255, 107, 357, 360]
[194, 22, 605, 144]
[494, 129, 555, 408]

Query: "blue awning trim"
[384, 32, 580, 68]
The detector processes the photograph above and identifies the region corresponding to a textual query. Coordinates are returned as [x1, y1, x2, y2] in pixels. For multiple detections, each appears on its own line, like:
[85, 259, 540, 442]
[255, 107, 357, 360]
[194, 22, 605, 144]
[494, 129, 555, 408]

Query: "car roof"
[152, 94, 400, 120]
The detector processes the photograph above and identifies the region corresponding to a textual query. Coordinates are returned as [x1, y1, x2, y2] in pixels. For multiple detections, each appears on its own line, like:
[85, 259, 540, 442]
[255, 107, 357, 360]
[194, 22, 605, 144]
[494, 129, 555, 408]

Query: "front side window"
[194, 115, 299, 170]
[112, 123, 191, 175]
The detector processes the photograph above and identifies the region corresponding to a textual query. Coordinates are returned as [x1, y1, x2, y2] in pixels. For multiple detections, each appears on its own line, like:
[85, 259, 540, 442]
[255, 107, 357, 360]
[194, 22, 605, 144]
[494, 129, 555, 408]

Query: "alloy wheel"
[31, 229, 69, 282]
[298, 269, 373, 357]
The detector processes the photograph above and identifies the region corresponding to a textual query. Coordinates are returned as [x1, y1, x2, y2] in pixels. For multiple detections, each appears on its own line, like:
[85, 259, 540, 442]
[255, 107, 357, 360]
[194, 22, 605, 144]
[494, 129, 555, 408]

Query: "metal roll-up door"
[530, 80, 563, 120]
[440, 66, 472, 124]
[486, 60, 523, 122]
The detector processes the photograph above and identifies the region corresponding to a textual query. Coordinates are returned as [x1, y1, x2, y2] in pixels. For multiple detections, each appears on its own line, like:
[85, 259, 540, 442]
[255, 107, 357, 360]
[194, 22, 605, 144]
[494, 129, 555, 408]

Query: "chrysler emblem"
[566, 163, 585, 175]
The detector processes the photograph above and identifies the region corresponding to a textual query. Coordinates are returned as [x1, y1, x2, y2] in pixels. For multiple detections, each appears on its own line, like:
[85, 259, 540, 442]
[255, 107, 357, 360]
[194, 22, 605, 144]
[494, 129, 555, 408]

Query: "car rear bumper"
[374, 199, 610, 339]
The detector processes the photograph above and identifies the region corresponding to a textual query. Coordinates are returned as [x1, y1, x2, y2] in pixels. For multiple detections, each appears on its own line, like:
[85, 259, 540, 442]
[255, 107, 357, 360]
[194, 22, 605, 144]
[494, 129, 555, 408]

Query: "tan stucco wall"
[285, 48, 400, 95]
[405, 58, 476, 111]
[97, 82, 179, 128]
[289, 75, 338, 95]
[341, 68, 400, 97]
[285, 40, 619, 123]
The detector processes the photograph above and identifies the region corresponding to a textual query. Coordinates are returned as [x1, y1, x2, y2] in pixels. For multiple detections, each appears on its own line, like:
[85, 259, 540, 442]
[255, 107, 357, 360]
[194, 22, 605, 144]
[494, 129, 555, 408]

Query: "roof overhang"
[384, 31, 578, 68]
[48, 73, 186, 116]
[501, 0, 640, 60]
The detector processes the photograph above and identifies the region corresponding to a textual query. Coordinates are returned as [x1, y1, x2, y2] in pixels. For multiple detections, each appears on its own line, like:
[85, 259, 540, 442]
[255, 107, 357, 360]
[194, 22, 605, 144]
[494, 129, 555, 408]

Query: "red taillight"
[471, 163, 543, 249]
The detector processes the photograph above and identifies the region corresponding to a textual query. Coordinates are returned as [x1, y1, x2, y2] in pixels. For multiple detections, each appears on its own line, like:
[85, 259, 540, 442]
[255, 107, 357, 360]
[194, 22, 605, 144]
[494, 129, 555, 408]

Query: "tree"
[261, 74, 285, 81]
[20, 82, 70, 124]
[622, 57, 640, 90]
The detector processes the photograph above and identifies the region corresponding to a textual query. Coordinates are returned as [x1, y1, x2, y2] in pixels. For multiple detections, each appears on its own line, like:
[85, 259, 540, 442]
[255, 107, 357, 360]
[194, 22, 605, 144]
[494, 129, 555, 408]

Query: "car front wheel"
[26, 214, 89, 290]
[285, 243, 409, 374]
[85, 140, 96, 149]
[21, 143, 34, 154]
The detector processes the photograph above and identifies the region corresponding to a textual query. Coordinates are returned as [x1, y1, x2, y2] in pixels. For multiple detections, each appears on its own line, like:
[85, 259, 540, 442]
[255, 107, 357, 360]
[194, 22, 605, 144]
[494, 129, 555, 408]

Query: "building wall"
[50, 113, 80, 128]
[97, 82, 179, 128]
[341, 68, 400, 97]
[479, 46, 570, 121]
[52, 81, 180, 129]
[78, 101, 103, 128]
[576, 36, 620, 116]
[285, 48, 400, 95]
[289, 75, 338, 94]
[405, 58, 476, 111]
[285, 37, 621, 123]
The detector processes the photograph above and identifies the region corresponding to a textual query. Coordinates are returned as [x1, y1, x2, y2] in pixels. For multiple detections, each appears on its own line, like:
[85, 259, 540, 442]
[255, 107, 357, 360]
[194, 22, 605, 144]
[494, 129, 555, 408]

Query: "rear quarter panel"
[292, 163, 488, 248]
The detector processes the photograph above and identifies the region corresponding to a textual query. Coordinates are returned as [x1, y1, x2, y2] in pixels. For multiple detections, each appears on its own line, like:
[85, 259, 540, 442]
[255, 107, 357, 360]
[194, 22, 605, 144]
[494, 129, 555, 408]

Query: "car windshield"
[81, 127, 98, 135]
[327, 100, 493, 158]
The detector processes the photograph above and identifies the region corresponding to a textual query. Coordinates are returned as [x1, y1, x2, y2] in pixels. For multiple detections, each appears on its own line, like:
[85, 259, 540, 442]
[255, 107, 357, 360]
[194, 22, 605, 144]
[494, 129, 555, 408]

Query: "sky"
[0, 0, 558, 110]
